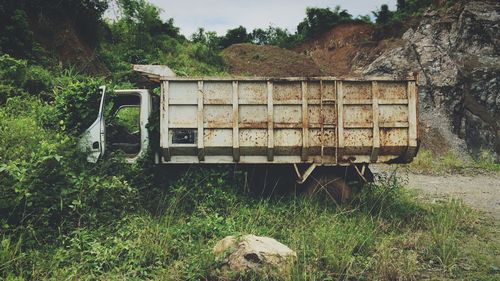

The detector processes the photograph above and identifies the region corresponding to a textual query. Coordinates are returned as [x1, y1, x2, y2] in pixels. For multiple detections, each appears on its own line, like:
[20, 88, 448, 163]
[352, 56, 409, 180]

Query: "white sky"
[106, 0, 397, 37]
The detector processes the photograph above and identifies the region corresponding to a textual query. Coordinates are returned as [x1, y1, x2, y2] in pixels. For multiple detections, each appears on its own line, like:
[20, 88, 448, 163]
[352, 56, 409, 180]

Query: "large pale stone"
[213, 235, 297, 276]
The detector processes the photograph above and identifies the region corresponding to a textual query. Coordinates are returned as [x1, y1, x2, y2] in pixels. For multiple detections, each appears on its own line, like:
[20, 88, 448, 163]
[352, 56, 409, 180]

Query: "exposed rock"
[213, 235, 297, 277]
[363, 0, 500, 161]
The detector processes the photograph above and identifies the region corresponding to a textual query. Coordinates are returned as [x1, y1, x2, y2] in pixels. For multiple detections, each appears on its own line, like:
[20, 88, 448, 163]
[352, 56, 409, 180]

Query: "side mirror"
[79, 86, 107, 163]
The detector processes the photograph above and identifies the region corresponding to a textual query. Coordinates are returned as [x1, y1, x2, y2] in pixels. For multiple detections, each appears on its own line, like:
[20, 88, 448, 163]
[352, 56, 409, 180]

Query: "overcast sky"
[106, 0, 397, 37]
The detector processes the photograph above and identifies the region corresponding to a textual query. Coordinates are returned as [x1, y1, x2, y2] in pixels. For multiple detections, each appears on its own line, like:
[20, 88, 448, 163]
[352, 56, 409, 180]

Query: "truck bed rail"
[156, 76, 418, 165]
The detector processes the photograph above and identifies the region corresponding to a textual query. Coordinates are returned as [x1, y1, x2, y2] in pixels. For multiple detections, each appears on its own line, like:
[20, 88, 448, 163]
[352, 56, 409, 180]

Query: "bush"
[297, 6, 357, 39]
[53, 76, 107, 135]
[0, 97, 138, 242]
[25, 65, 53, 99]
[0, 54, 28, 85]
[0, 54, 54, 102]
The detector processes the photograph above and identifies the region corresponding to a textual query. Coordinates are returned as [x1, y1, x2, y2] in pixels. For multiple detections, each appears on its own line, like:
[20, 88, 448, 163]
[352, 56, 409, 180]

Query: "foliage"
[0, 0, 107, 61]
[1, 168, 497, 280]
[101, 0, 225, 79]
[191, 28, 221, 50]
[297, 6, 357, 39]
[219, 6, 368, 49]
[409, 149, 500, 175]
[52, 75, 106, 134]
[251, 26, 304, 49]
[0, 54, 28, 87]
[372, 0, 452, 27]
[0, 54, 53, 103]
[373, 4, 393, 25]
[0, 96, 138, 243]
[219, 26, 251, 49]
[0, 4, 34, 59]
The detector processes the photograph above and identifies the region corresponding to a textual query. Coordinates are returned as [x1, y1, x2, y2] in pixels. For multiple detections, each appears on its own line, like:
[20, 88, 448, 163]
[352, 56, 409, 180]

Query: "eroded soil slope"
[222, 43, 322, 77]
[294, 23, 401, 76]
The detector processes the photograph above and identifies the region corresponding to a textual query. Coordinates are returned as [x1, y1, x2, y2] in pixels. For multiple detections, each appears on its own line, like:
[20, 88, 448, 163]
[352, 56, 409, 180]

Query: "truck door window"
[107, 94, 141, 156]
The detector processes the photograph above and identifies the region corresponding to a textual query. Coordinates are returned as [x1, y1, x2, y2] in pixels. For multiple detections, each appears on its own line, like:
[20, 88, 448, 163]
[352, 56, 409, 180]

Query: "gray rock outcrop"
[363, 0, 499, 161]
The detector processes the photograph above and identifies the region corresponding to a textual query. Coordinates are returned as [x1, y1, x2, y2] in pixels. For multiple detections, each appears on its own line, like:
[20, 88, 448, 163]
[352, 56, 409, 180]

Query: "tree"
[297, 6, 354, 39]
[220, 26, 250, 49]
[191, 28, 221, 50]
[397, 0, 407, 11]
[0, 0, 109, 58]
[373, 4, 392, 25]
[250, 26, 301, 49]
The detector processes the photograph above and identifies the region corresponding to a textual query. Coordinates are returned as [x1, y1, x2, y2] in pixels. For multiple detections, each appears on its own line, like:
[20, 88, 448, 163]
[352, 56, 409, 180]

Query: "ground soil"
[222, 43, 322, 77]
[293, 23, 406, 76]
[294, 23, 375, 76]
[371, 165, 500, 220]
[408, 173, 500, 220]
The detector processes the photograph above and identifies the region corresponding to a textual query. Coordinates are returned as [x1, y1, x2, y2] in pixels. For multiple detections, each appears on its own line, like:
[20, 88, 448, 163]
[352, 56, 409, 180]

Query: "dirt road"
[371, 165, 500, 220]
[408, 173, 500, 220]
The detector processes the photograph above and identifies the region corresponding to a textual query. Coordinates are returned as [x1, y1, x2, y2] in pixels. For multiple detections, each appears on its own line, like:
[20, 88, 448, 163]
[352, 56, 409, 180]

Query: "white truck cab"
[80, 87, 153, 163]
[80, 65, 175, 163]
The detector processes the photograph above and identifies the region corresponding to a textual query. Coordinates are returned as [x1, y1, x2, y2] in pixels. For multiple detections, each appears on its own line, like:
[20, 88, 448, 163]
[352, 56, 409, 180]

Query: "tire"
[302, 170, 352, 204]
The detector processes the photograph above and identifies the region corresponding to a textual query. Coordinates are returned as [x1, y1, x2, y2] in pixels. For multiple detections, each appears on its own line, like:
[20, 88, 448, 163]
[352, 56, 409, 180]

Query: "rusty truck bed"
[156, 76, 418, 165]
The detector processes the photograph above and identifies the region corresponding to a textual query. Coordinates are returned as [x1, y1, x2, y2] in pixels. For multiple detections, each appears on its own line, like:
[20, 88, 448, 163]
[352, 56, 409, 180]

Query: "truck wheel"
[302, 171, 352, 204]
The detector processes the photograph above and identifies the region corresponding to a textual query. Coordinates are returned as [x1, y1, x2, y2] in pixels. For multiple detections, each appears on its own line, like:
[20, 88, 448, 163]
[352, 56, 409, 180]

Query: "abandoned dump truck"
[80, 65, 419, 200]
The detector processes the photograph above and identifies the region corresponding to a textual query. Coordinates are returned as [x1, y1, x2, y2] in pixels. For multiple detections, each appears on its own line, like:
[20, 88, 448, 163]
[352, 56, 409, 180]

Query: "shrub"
[297, 6, 357, 39]
[0, 97, 138, 242]
[53, 76, 107, 135]
[25, 65, 53, 99]
[0, 54, 28, 85]
[0, 54, 54, 102]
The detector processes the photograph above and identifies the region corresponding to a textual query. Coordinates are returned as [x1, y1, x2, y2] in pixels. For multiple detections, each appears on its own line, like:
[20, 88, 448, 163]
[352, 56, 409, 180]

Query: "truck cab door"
[106, 89, 151, 163]
[79, 86, 107, 163]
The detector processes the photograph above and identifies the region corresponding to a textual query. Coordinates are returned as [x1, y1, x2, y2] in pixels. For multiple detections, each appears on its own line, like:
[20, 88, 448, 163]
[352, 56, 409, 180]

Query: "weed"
[409, 149, 500, 175]
[3, 166, 498, 280]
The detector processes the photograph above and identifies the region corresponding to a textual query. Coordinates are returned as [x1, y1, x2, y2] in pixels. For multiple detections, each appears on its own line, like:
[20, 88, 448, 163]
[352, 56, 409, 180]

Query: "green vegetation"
[297, 6, 368, 40]
[196, 6, 369, 49]
[101, 0, 226, 78]
[0, 0, 106, 60]
[1, 168, 498, 280]
[410, 149, 500, 175]
[0, 0, 498, 280]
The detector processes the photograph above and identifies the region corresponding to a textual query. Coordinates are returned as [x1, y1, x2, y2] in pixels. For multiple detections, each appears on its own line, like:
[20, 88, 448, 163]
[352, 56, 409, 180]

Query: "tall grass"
[1, 169, 496, 280]
[409, 149, 500, 175]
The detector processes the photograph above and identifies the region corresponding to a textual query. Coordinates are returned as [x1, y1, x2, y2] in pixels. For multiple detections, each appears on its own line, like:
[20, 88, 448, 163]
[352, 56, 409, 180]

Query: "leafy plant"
[53, 76, 106, 134]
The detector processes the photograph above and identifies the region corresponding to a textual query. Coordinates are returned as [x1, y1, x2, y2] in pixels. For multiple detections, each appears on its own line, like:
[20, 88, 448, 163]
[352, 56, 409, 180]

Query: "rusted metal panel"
[267, 81, 274, 161]
[301, 81, 309, 161]
[160, 81, 170, 161]
[197, 81, 204, 161]
[156, 76, 419, 165]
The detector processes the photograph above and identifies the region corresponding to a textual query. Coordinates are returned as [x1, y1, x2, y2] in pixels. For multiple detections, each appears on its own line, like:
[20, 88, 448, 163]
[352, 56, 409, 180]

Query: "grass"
[1, 170, 499, 280]
[409, 149, 500, 175]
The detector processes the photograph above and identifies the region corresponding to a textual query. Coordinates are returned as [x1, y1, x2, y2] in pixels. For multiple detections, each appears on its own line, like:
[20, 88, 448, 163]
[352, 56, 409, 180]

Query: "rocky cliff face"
[363, 0, 499, 161]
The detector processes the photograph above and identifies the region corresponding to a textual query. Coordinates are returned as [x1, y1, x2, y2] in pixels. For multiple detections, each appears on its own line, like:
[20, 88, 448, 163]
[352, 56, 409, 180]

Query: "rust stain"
[160, 77, 417, 164]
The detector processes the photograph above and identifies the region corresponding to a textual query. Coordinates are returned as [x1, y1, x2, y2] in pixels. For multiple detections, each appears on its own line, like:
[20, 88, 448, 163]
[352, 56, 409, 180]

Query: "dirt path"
[371, 165, 500, 219]
[370, 165, 500, 220]
[407, 173, 500, 220]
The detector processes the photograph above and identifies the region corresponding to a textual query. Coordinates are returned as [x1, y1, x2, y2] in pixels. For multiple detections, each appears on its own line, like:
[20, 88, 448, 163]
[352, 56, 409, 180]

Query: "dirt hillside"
[222, 43, 322, 77]
[294, 23, 382, 76]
